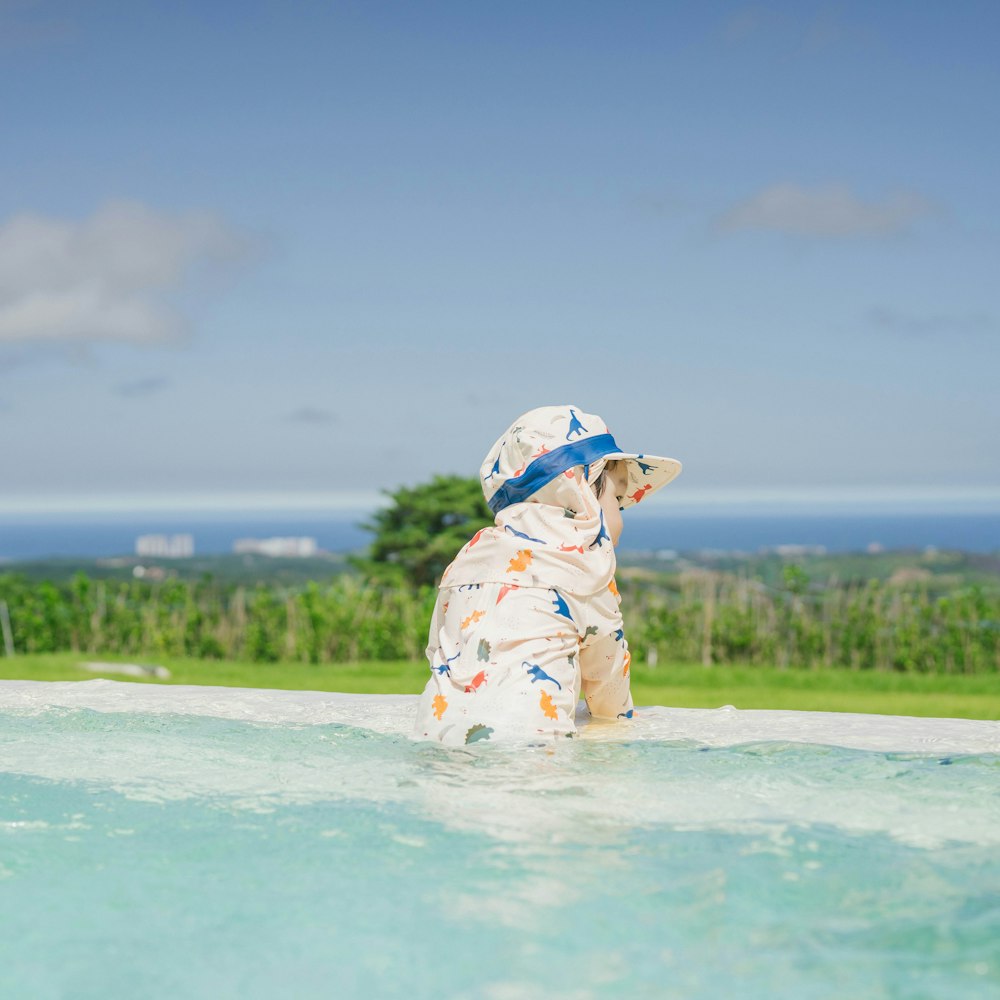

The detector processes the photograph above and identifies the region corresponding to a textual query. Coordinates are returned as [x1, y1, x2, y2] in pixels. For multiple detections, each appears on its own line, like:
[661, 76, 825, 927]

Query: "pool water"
[2, 681, 999, 999]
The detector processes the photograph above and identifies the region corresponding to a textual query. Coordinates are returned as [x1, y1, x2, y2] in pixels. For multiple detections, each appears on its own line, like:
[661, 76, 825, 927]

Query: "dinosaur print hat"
[437, 404, 682, 602]
[480, 405, 682, 514]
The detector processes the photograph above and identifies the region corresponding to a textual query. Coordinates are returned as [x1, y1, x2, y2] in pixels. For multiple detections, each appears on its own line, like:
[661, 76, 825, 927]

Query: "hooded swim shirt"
[412, 405, 642, 745]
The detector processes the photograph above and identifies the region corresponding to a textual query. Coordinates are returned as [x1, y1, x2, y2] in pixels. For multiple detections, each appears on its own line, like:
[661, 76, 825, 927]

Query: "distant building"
[771, 544, 827, 557]
[135, 534, 194, 558]
[233, 536, 319, 558]
[133, 564, 169, 581]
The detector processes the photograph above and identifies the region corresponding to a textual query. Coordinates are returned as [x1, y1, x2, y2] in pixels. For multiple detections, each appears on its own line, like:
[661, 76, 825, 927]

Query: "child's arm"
[579, 630, 634, 720]
[424, 589, 448, 665]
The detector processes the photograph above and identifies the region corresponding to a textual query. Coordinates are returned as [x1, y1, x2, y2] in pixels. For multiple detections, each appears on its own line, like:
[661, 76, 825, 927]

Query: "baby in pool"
[413, 404, 682, 745]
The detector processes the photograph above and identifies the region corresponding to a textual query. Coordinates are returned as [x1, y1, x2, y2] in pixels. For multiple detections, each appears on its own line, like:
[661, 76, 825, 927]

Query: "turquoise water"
[2, 707, 999, 999]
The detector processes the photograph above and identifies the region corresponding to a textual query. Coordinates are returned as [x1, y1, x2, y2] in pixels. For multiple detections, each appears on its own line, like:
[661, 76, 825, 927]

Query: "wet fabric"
[413, 578, 631, 745]
[413, 405, 667, 745]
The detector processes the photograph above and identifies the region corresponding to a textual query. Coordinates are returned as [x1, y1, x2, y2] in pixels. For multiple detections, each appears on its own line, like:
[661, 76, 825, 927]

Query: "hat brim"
[601, 452, 682, 509]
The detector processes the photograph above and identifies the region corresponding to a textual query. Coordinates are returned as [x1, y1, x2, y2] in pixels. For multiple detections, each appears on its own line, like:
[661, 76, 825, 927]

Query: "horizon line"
[1, 486, 999, 517]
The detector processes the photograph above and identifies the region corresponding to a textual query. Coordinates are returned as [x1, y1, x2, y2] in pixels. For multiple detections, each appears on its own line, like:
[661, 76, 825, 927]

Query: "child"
[412, 404, 682, 745]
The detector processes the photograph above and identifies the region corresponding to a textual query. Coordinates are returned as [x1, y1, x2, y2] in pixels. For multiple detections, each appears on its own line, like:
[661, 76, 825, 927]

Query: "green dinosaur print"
[465, 724, 494, 744]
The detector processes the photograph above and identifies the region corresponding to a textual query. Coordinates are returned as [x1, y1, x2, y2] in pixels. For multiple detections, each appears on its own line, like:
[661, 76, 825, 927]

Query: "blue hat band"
[488, 433, 621, 514]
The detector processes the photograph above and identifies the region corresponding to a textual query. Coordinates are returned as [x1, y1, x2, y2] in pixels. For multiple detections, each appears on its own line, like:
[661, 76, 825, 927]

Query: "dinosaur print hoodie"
[413, 404, 680, 746]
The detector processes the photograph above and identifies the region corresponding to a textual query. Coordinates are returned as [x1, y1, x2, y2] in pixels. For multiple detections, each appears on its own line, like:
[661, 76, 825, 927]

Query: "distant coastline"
[1, 510, 998, 562]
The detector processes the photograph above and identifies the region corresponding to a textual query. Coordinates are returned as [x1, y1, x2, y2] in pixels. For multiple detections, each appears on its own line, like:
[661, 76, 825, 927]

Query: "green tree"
[354, 474, 494, 587]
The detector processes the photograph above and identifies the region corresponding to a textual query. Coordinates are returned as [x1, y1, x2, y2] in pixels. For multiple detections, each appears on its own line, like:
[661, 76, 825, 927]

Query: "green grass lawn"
[2, 652, 998, 720]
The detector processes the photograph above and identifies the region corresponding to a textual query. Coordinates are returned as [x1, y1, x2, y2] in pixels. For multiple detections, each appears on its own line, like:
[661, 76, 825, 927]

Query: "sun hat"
[480, 404, 682, 514]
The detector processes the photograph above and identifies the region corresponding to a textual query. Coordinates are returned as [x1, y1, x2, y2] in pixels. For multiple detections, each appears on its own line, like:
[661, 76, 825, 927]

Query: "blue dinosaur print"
[551, 589, 573, 621]
[614, 628, 624, 642]
[484, 453, 502, 481]
[636, 460, 655, 476]
[589, 510, 611, 549]
[434, 650, 461, 675]
[505, 524, 547, 544]
[523, 660, 562, 690]
[617, 709, 635, 720]
[566, 408, 587, 441]
[458, 583, 483, 592]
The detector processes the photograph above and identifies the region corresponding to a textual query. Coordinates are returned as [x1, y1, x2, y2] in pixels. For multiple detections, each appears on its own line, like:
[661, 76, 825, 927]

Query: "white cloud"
[0, 200, 253, 346]
[0, 0, 75, 47]
[718, 183, 933, 237]
[286, 405, 337, 424]
[721, 7, 871, 53]
[114, 375, 170, 397]
[870, 307, 999, 338]
[723, 7, 766, 43]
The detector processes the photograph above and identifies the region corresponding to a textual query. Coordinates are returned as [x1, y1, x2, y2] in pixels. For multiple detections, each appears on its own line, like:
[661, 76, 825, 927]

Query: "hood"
[440, 406, 619, 595]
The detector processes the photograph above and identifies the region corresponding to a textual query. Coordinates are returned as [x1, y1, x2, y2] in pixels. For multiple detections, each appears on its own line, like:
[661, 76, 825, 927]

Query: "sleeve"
[579, 628, 634, 720]
[424, 589, 448, 666]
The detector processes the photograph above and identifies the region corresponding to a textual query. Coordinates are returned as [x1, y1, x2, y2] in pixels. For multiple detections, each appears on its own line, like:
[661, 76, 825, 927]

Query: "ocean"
[0, 511, 998, 562]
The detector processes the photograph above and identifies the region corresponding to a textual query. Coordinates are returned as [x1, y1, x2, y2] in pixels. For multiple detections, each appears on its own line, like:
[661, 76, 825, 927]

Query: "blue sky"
[1, 1, 998, 515]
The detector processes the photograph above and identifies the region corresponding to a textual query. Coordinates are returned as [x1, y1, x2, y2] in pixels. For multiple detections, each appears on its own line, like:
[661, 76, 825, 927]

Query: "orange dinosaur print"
[623, 650, 631, 677]
[608, 578, 620, 597]
[464, 670, 487, 693]
[539, 690, 559, 720]
[506, 549, 533, 573]
[467, 528, 487, 549]
[629, 484, 652, 504]
[513, 463, 526, 477]
[559, 543, 584, 553]
[496, 583, 519, 604]
[461, 609, 486, 630]
[563, 469, 576, 479]
[532, 444, 551, 458]
[443, 601, 449, 614]
[432, 694, 448, 720]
